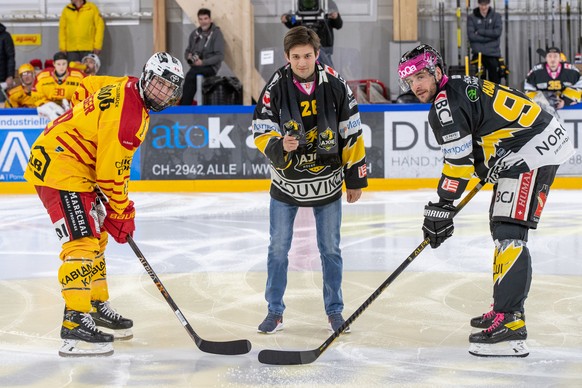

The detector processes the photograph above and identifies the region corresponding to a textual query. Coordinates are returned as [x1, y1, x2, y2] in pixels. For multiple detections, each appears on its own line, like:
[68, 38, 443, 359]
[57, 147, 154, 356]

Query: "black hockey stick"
[127, 236, 252, 355]
[258, 180, 487, 365]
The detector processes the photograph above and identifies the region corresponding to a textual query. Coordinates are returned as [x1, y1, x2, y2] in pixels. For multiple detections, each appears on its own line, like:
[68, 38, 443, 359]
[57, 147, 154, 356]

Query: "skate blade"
[468, 340, 529, 358]
[59, 339, 114, 357]
[104, 328, 133, 341]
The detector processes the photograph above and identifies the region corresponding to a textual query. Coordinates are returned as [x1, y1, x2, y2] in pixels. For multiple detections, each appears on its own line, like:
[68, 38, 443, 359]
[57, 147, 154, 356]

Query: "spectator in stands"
[7, 63, 66, 120]
[0, 22, 16, 103]
[467, 0, 503, 83]
[59, 0, 105, 63]
[280, 0, 342, 68]
[180, 8, 225, 105]
[34, 51, 85, 110]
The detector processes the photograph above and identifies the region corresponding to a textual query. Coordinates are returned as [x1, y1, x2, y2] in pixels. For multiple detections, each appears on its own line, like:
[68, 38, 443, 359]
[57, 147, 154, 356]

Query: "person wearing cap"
[524, 46, 582, 113]
[59, 0, 105, 62]
[34, 51, 85, 110]
[467, 0, 503, 83]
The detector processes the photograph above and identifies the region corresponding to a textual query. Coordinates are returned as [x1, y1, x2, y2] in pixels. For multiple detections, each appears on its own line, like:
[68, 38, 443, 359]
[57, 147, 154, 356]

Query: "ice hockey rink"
[1, 188, 581, 387]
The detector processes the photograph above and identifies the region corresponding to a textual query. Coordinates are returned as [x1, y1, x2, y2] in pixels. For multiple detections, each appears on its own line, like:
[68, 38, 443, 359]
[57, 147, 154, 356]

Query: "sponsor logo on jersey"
[466, 85, 479, 102]
[533, 125, 571, 157]
[271, 167, 344, 202]
[115, 156, 132, 175]
[442, 131, 461, 142]
[442, 137, 473, 159]
[434, 91, 454, 126]
[513, 170, 534, 220]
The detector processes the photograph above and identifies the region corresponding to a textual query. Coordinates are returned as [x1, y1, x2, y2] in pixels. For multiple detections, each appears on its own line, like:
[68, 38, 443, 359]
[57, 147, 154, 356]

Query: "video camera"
[289, 0, 329, 28]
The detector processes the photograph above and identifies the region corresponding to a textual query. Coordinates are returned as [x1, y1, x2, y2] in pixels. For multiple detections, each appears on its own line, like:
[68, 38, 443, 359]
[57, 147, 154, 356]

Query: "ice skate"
[90, 300, 134, 340]
[59, 309, 114, 357]
[470, 306, 526, 329]
[468, 312, 529, 357]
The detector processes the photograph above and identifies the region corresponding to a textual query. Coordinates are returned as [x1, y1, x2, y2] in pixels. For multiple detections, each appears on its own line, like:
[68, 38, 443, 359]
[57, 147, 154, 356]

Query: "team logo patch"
[358, 164, 368, 178]
[318, 128, 337, 151]
[466, 85, 479, 102]
[441, 177, 459, 193]
[434, 91, 454, 126]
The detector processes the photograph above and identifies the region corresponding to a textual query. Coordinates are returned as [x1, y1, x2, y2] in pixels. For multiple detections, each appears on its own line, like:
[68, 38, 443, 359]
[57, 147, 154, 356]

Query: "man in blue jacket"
[467, 0, 502, 83]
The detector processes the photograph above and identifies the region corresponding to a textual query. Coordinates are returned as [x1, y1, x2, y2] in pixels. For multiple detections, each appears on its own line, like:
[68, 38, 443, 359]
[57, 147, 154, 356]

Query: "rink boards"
[1, 104, 581, 193]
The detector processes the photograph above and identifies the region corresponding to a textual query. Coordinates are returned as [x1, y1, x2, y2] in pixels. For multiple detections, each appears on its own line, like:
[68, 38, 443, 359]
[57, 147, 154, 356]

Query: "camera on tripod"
[288, 0, 329, 28]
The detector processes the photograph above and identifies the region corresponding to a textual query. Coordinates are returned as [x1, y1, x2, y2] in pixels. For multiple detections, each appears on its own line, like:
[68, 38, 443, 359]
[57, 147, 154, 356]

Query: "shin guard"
[492, 239, 532, 313]
[59, 237, 99, 312]
[59, 257, 93, 312]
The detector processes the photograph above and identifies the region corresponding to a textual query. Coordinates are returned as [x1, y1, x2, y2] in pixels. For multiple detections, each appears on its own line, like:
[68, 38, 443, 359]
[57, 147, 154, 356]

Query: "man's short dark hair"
[53, 51, 67, 62]
[198, 8, 211, 18]
[284, 26, 321, 56]
[478, 0, 491, 4]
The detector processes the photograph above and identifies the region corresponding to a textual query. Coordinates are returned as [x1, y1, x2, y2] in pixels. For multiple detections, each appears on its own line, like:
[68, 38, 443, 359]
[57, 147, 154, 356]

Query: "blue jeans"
[265, 197, 344, 316]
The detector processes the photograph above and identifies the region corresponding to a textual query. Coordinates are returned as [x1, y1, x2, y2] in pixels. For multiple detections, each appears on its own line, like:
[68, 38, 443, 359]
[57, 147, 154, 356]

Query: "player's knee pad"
[59, 236, 100, 261]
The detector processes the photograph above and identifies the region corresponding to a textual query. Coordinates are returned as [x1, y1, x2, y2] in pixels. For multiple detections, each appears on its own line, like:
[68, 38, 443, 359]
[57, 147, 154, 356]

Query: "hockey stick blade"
[127, 236, 251, 355]
[258, 180, 486, 365]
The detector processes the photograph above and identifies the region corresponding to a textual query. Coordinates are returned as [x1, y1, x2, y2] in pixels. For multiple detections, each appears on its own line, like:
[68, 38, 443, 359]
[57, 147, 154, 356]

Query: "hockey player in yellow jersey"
[6, 63, 48, 108]
[33, 51, 85, 109]
[6, 63, 67, 120]
[24, 52, 184, 357]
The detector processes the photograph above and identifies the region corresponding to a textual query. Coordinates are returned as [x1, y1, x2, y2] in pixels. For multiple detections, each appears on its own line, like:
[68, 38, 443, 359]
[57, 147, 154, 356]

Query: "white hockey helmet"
[139, 52, 184, 112]
[81, 53, 101, 73]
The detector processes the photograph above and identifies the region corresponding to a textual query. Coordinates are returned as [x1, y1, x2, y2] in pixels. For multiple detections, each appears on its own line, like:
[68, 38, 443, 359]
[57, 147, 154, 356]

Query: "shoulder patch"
[465, 84, 480, 102]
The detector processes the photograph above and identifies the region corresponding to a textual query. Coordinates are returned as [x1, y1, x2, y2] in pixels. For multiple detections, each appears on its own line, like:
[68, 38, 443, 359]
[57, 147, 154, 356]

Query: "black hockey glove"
[422, 201, 456, 249]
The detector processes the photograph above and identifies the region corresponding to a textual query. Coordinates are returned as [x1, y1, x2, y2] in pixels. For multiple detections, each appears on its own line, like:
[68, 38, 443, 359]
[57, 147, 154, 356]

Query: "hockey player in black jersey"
[398, 44, 575, 357]
[524, 47, 582, 114]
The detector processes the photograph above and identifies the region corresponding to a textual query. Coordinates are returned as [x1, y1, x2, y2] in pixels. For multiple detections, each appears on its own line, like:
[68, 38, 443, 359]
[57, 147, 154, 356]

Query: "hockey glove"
[422, 201, 456, 249]
[103, 201, 135, 244]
